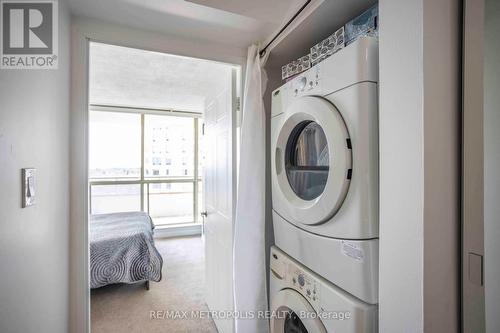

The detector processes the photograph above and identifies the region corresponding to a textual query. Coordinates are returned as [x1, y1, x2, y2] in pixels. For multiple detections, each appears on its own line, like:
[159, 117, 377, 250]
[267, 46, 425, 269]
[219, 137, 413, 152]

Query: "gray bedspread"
[89, 212, 163, 289]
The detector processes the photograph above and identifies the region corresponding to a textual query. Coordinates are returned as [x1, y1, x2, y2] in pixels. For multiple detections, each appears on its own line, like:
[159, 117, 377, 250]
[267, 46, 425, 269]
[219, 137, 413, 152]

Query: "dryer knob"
[299, 77, 307, 90]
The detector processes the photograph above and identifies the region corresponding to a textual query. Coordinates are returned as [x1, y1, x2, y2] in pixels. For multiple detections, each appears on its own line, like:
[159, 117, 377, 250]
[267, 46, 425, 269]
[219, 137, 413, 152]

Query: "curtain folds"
[233, 44, 269, 333]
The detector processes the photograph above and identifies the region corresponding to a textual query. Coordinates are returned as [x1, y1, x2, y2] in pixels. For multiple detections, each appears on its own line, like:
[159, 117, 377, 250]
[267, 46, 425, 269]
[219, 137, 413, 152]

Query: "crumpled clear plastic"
[345, 4, 378, 45]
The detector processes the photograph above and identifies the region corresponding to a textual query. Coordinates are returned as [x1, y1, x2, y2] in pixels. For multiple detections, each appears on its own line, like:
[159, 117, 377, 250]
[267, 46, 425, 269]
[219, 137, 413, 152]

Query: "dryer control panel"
[290, 65, 321, 98]
[271, 62, 323, 116]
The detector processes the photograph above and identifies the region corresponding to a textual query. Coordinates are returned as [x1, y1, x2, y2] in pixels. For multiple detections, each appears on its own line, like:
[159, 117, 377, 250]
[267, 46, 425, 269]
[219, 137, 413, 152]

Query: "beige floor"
[91, 236, 218, 333]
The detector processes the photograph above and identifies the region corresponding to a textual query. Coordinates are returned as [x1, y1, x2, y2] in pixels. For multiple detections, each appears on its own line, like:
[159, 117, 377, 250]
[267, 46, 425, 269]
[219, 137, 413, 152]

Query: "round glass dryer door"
[272, 96, 352, 226]
[285, 121, 329, 201]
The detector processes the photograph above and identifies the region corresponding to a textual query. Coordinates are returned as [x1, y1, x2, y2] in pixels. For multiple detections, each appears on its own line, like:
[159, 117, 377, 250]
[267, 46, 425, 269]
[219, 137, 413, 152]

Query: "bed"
[89, 211, 163, 289]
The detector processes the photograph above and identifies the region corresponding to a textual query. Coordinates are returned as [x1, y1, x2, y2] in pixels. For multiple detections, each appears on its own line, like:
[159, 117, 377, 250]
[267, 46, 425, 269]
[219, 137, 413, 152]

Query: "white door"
[202, 68, 237, 333]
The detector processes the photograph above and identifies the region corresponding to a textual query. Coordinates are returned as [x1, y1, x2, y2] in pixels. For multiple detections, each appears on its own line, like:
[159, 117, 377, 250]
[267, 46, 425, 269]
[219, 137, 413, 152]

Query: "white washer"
[271, 37, 379, 303]
[270, 246, 377, 333]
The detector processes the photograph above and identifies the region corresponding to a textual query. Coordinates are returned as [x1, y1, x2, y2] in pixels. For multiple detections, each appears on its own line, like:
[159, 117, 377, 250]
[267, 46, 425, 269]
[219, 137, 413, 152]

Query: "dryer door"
[272, 96, 352, 225]
[271, 289, 327, 333]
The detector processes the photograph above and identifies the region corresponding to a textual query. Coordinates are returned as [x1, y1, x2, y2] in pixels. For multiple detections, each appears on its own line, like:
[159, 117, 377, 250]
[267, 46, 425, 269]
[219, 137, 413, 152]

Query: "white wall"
[423, 0, 462, 332]
[422, 0, 460, 331]
[484, 0, 500, 331]
[378, 1, 425, 330]
[379, 0, 460, 332]
[69, 17, 247, 333]
[0, 0, 71, 332]
[71, 16, 247, 66]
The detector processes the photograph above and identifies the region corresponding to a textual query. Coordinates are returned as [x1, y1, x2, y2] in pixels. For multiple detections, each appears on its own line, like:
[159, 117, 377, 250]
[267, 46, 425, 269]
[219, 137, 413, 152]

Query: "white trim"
[72, 16, 247, 66]
[462, 0, 486, 330]
[70, 17, 246, 333]
[193, 119, 200, 224]
[154, 223, 202, 239]
[140, 113, 145, 211]
[89, 178, 198, 185]
[89, 104, 203, 118]
[69, 32, 91, 333]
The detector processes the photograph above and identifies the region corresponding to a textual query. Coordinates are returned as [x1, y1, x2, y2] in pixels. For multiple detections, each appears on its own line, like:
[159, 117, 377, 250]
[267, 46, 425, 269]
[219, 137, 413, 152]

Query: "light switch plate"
[22, 168, 36, 207]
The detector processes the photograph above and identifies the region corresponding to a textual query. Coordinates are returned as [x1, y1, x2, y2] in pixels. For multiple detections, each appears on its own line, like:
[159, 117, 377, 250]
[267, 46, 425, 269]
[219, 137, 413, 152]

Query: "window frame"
[88, 104, 202, 226]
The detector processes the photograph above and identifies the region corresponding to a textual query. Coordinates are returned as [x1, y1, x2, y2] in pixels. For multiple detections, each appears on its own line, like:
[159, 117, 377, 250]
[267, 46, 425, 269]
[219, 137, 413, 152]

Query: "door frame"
[70, 20, 245, 333]
[462, 0, 486, 331]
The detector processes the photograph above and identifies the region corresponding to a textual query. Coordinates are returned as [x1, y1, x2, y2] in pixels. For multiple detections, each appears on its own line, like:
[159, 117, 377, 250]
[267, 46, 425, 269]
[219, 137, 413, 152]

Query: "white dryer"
[270, 246, 377, 333]
[271, 37, 379, 304]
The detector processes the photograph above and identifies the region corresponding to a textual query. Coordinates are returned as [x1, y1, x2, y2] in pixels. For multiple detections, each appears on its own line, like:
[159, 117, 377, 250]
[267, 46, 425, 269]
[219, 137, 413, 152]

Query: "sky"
[89, 111, 141, 169]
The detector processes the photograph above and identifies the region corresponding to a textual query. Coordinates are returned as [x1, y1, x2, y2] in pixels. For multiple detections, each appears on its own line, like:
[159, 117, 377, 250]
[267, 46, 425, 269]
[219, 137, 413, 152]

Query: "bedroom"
[87, 41, 239, 332]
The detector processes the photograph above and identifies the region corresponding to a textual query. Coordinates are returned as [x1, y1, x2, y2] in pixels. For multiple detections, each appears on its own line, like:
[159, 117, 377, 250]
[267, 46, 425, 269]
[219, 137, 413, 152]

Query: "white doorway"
[86, 42, 240, 333]
[462, 1, 500, 332]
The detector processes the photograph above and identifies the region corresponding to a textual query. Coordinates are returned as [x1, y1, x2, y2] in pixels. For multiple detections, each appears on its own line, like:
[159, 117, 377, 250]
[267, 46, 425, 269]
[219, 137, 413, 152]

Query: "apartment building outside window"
[89, 108, 202, 226]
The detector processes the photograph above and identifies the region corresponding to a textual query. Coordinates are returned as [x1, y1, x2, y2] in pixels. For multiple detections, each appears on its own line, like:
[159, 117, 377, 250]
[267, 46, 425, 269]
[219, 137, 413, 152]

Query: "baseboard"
[154, 223, 202, 239]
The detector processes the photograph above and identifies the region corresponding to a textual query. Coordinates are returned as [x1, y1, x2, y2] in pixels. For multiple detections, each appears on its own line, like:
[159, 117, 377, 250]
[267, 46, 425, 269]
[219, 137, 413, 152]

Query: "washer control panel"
[271, 247, 321, 308]
[290, 267, 320, 307]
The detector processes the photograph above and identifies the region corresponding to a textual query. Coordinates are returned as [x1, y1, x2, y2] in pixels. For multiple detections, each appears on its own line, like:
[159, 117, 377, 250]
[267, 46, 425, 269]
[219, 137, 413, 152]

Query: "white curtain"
[233, 44, 269, 333]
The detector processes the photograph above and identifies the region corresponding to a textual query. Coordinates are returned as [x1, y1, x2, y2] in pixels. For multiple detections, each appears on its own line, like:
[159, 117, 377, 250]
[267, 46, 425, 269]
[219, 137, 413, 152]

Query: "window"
[90, 184, 141, 214]
[89, 109, 202, 226]
[152, 157, 162, 166]
[148, 183, 194, 225]
[285, 121, 329, 201]
[89, 111, 141, 179]
[144, 115, 194, 177]
[87, 41, 236, 226]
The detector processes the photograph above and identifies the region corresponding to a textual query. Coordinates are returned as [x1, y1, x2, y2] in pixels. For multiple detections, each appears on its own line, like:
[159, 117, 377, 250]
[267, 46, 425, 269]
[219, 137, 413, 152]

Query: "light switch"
[22, 168, 36, 207]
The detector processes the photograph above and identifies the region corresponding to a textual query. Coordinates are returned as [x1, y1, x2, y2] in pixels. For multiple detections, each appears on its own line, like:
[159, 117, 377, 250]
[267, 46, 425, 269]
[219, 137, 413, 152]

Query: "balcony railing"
[89, 177, 202, 226]
[88, 104, 203, 227]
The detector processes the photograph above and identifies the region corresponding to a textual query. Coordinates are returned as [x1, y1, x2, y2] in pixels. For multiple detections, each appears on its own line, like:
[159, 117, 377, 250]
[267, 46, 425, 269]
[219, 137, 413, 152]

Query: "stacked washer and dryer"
[269, 37, 379, 333]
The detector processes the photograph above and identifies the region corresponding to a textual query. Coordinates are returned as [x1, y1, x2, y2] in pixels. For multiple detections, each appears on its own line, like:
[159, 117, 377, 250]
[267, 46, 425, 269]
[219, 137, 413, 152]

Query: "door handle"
[201, 211, 208, 218]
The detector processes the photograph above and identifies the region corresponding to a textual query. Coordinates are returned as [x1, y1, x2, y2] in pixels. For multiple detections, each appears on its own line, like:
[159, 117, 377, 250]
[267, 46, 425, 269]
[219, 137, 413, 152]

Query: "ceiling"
[89, 42, 236, 111]
[68, 0, 307, 48]
[185, 0, 305, 24]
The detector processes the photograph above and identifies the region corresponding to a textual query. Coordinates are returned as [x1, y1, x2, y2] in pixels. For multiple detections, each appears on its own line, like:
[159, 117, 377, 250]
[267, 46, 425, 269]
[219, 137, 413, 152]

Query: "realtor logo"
[1, 0, 58, 69]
